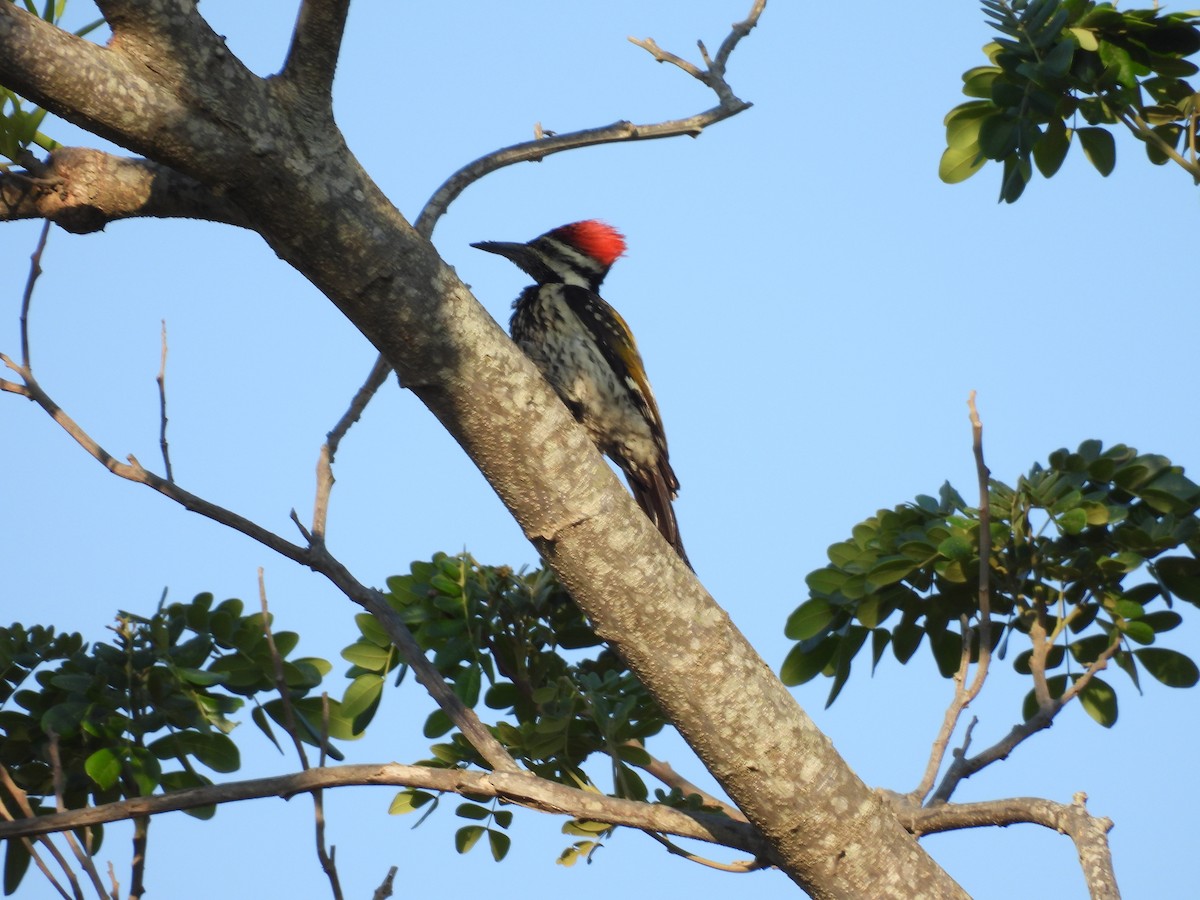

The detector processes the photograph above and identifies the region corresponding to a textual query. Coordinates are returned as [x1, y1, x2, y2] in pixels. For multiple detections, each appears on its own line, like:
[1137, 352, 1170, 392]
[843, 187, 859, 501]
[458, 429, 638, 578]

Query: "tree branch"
[96, 0, 261, 115]
[895, 793, 1118, 900]
[0, 5, 232, 171]
[1116, 107, 1200, 183]
[47, 734, 110, 899]
[281, 0, 352, 110]
[644, 831, 766, 873]
[930, 638, 1123, 803]
[18, 219, 49, 369]
[0, 766, 79, 900]
[624, 740, 746, 822]
[0, 353, 518, 776]
[156, 320, 174, 482]
[0, 148, 252, 233]
[909, 393, 994, 803]
[0, 764, 770, 861]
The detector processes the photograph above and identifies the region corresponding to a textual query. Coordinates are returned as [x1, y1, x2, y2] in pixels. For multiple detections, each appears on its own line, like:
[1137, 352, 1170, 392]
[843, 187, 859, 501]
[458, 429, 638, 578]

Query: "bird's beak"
[471, 240, 528, 262]
[471, 240, 552, 283]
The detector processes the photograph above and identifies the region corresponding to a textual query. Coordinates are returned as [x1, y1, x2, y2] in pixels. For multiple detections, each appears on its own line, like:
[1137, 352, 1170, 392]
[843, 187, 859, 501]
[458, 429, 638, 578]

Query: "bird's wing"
[558, 285, 667, 449]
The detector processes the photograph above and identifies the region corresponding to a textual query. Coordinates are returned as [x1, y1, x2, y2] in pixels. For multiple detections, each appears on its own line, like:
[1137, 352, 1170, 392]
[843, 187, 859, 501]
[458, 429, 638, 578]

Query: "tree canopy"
[2, 2, 1199, 899]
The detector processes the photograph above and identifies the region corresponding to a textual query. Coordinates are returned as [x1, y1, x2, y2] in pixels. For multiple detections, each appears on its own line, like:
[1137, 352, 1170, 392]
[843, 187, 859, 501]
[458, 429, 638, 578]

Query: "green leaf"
[40, 702, 88, 738]
[931, 630, 965, 678]
[455, 825, 485, 854]
[488, 829, 511, 861]
[785, 597, 835, 640]
[424, 709, 454, 738]
[1033, 119, 1070, 177]
[1118, 619, 1155, 645]
[1140, 611, 1182, 633]
[389, 789, 435, 815]
[865, 557, 917, 590]
[825, 626, 869, 708]
[779, 637, 837, 686]
[1058, 508, 1088, 534]
[1133, 648, 1199, 687]
[1156, 556, 1200, 605]
[938, 535, 973, 561]
[454, 665, 481, 708]
[1070, 27, 1099, 51]
[1077, 675, 1118, 727]
[939, 113, 988, 183]
[892, 620, 924, 664]
[456, 802, 491, 821]
[805, 568, 845, 595]
[4, 827, 32, 894]
[1076, 127, 1115, 176]
[341, 641, 393, 670]
[978, 114, 1018, 159]
[85, 747, 123, 790]
[195, 732, 240, 773]
[341, 673, 383, 726]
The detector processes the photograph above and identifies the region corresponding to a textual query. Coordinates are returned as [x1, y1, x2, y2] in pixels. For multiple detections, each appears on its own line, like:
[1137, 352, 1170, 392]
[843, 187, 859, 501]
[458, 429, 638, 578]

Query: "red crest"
[550, 220, 627, 267]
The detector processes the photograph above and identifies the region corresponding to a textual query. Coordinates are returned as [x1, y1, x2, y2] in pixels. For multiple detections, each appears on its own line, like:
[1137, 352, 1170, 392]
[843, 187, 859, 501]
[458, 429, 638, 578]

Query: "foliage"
[0, 595, 346, 893]
[1, 555, 711, 886]
[346, 554, 715, 861]
[783, 440, 1200, 724]
[941, 0, 1200, 201]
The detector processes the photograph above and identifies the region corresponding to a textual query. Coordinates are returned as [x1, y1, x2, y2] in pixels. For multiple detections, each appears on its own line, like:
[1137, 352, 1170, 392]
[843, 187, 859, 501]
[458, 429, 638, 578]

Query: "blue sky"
[3, 1, 1198, 897]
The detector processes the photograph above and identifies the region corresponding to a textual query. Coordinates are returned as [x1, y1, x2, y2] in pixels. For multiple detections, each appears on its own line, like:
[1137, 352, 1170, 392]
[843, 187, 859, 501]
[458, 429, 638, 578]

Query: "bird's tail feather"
[628, 468, 692, 571]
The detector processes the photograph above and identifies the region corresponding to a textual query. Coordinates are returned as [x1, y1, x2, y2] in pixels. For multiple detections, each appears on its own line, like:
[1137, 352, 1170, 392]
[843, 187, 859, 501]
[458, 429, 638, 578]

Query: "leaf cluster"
[350, 554, 680, 861]
[783, 440, 1200, 726]
[0, 594, 342, 893]
[941, 0, 1200, 200]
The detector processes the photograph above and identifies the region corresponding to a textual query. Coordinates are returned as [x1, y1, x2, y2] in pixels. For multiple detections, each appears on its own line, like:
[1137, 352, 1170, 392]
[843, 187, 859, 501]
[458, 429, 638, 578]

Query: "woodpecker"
[472, 220, 690, 568]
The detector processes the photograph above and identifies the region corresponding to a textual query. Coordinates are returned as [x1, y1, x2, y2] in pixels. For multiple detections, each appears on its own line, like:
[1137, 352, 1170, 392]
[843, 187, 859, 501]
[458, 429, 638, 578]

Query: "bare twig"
[19, 219, 50, 369]
[0, 764, 770, 861]
[260, 569, 311, 769]
[930, 638, 1123, 803]
[372, 866, 398, 900]
[909, 624, 973, 803]
[313, 692, 342, 900]
[156, 320, 174, 482]
[967, 391, 993, 696]
[644, 831, 765, 872]
[1116, 107, 1200, 182]
[0, 766, 77, 899]
[909, 393, 994, 803]
[263, 570, 344, 900]
[47, 734, 111, 899]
